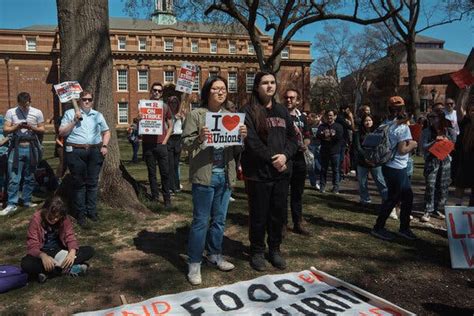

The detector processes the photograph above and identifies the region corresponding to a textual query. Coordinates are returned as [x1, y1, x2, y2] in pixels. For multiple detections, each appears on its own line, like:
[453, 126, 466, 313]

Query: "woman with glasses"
[182, 76, 247, 285]
[241, 71, 298, 271]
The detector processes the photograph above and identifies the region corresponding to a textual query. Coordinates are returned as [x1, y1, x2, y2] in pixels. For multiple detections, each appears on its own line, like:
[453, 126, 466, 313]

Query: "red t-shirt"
[141, 103, 172, 144]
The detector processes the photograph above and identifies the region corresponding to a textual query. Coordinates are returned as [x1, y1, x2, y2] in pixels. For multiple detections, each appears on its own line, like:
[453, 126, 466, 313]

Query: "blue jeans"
[357, 165, 388, 203]
[320, 152, 340, 189]
[66, 147, 104, 219]
[187, 173, 231, 263]
[307, 144, 321, 186]
[7, 146, 37, 206]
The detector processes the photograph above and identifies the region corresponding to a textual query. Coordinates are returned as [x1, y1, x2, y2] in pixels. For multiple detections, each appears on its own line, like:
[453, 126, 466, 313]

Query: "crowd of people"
[1, 71, 473, 286]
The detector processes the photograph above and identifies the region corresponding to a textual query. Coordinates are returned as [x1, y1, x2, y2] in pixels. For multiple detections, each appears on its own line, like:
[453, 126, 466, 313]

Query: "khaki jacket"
[182, 107, 242, 187]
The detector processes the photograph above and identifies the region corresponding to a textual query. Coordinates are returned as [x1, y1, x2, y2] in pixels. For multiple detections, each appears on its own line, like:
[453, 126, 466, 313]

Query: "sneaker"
[250, 253, 267, 271]
[331, 186, 339, 194]
[164, 199, 172, 209]
[24, 202, 38, 208]
[432, 211, 445, 219]
[269, 251, 287, 270]
[0, 205, 17, 216]
[229, 196, 236, 202]
[38, 273, 48, 283]
[187, 263, 201, 285]
[360, 200, 372, 205]
[180, 184, 183, 190]
[69, 264, 88, 277]
[207, 254, 235, 271]
[315, 182, 321, 191]
[319, 186, 326, 193]
[396, 229, 418, 240]
[420, 212, 431, 223]
[389, 209, 399, 220]
[370, 228, 395, 241]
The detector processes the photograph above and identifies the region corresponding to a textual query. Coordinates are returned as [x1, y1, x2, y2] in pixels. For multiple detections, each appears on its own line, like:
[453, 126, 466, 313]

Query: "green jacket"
[182, 107, 242, 187]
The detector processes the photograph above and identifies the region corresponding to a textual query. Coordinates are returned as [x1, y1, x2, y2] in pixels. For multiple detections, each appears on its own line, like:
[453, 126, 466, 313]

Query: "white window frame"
[229, 41, 236, 54]
[191, 40, 199, 53]
[246, 72, 255, 93]
[228, 72, 237, 93]
[117, 69, 128, 91]
[210, 40, 218, 54]
[247, 42, 255, 55]
[26, 37, 37, 51]
[209, 71, 218, 78]
[117, 102, 129, 124]
[118, 36, 126, 51]
[138, 37, 146, 51]
[164, 70, 175, 84]
[192, 73, 200, 92]
[137, 69, 148, 92]
[281, 47, 289, 59]
[164, 39, 174, 52]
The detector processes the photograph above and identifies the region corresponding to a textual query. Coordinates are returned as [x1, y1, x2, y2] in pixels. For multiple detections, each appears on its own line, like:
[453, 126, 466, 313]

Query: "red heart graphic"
[222, 115, 240, 131]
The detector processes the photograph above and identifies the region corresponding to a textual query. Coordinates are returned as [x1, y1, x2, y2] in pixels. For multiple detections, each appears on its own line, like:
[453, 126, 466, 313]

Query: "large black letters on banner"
[325, 288, 361, 304]
[301, 297, 346, 315]
[290, 303, 317, 315]
[275, 307, 291, 314]
[319, 293, 351, 309]
[274, 279, 306, 295]
[248, 284, 278, 302]
[181, 297, 205, 316]
[211, 115, 220, 131]
[213, 290, 244, 311]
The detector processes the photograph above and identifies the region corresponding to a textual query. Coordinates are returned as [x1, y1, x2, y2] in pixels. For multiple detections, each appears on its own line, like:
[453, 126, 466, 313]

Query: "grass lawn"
[0, 134, 473, 315]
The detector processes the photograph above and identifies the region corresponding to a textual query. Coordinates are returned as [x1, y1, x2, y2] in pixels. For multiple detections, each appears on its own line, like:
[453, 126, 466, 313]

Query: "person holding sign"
[59, 91, 110, 228]
[241, 72, 298, 271]
[420, 109, 455, 222]
[0, 92, 44, 216]
[182, 76, 247, 285]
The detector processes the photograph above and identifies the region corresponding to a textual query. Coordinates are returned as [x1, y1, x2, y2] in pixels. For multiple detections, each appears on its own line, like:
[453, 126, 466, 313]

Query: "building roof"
[400, 48, 467, 64]
[414, 35, 445, 44]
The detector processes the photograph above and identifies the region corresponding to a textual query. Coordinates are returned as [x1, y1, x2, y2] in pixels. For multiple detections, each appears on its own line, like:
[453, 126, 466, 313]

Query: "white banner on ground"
[75, 267, 414, 316]
[205, 112, 245, 147]
[445, 206, 474, 269]
[53, 81, 83, 103]
[138, 99, 164, 135]
[176, 62, 198, 94]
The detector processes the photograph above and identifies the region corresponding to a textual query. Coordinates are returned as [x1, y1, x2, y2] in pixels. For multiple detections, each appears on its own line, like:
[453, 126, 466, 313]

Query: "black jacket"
[317, 122, 344, 155]
[241, 102, 298, 182]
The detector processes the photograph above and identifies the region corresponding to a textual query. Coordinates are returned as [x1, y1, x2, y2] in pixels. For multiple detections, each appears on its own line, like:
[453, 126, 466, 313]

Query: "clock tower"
[151, 0, 177, 25]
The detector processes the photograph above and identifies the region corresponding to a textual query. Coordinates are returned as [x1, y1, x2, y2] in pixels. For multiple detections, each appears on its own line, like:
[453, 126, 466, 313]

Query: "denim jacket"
[182, 107, 242, 187]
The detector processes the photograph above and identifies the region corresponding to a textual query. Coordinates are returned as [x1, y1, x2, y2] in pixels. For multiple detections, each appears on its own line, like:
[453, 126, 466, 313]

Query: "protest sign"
[138, 100, 164, 135]
[205, 112, 245, 147]
[176, 62, 198, 94]
[408, 124, 422, 142]
[75, 268, 414, 316]
[54, 81, 83, 103]
[428, 139, 455, 161]
[445, 206, 474, 269]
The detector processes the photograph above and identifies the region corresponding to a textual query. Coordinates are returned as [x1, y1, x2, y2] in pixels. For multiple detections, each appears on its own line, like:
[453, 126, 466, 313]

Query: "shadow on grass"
[422, 303, 474, 316]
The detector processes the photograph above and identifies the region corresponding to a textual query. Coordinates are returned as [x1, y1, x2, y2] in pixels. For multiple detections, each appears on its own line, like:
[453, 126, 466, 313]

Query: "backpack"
[0, 265, 28, 293]
[361, 123, 395, 167]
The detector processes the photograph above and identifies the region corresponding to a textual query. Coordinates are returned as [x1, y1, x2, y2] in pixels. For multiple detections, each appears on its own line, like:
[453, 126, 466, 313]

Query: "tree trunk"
[405, 39, 420, 116]
[57, 0, 149, 213]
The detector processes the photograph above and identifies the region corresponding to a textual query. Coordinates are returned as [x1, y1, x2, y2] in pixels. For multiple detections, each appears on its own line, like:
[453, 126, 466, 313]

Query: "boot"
[250, 253, 267, 271]
[269, 250, 287, 270]
[293, 221, 311, 236]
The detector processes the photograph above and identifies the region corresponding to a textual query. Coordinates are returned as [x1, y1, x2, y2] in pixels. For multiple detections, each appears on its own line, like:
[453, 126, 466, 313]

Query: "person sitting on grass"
[20, 196, 94, 283]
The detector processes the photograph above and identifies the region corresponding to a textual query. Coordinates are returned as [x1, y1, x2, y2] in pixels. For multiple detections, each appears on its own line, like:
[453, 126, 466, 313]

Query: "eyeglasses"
[446, 103, 454, 105]
[152, 89, 163, 93]
[81, 98, 93, 102]
[285, 96, 296, 100]
[211, 87, 227, 94]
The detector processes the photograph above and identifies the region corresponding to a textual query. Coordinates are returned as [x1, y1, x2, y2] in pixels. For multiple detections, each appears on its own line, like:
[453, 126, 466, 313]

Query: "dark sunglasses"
[81, 98, 93, 102]
[152, 89, 163, 93]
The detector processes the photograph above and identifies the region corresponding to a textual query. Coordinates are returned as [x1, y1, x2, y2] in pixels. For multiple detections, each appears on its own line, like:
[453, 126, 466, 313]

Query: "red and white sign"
[205, 112, 245, 147]
[75, 267, 414, 315]
[445, 206, 474, 269]
[175, 62, 198, 94]
[138, 99, 164, 135]
[54, 81, 83, 103]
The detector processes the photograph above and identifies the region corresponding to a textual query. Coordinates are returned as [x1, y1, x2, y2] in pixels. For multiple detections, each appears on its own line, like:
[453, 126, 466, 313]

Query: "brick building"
[0, 3, 312, 127]
[340, 35, 467, 115]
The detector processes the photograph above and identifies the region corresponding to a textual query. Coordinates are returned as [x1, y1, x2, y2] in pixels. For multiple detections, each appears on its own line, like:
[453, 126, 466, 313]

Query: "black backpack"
[361, 122, 395, 167]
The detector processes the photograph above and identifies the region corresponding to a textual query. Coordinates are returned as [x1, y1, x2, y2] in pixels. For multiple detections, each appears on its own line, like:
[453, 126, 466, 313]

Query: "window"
[246, 72, 255, 93]
[137, 70, 148, 91]
[248, 42, 255, 54]
[192, 73, 200, 92]
[117, 69, 128, 91]
[209, 71, 218, 78]
[281, 47, 289, 59]
[228, 72, 237, 93]
[164, 39, 174, 52]
[117, 102, 129, 124]
[164, 71, 175, 84]
[26, 37, 36, 51]
[229, 41, 236, 54]
[138, 37, 146, 51]
[118, 36, 126, 50]
[191, 40, 199, 53]
[210, 40, 218, 54]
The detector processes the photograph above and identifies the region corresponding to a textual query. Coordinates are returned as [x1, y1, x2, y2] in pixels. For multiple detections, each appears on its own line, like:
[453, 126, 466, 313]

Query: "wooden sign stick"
[71, 98, 83, 121]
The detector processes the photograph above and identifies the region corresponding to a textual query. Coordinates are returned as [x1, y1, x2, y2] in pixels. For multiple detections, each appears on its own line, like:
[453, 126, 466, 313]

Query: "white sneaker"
[229, 196, 236, 202]
[0, 205, 18, 216]
[389, 208, 399, 220]
[315, 182, 321, 190]
[24, 202, 38, 208]
[421, 212, 430, 222]
[187, 263, 201, 285]
[208, 254, 235, 271]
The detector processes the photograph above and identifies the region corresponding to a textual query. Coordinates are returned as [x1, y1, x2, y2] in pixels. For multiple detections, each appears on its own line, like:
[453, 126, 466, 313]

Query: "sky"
[1, 0, 473, 59]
